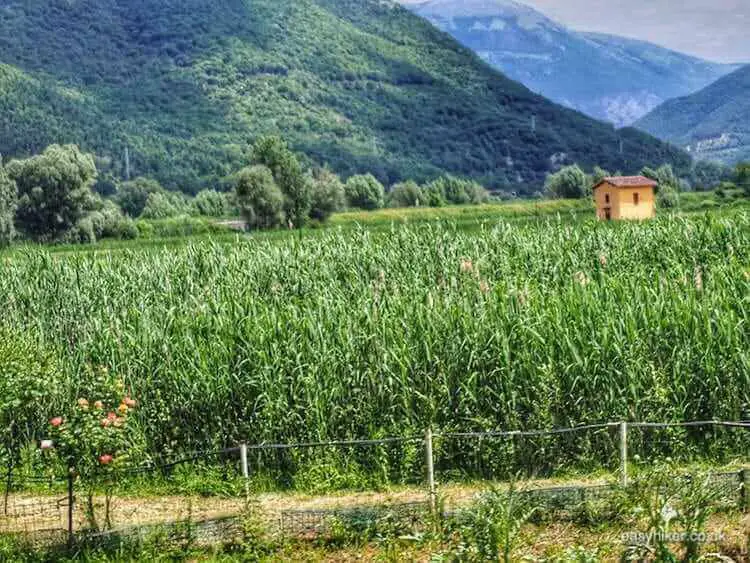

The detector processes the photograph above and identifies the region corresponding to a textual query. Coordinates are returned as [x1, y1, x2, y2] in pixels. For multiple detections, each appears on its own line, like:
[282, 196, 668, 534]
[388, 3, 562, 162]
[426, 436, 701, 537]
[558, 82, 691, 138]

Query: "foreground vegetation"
[0, 210, 747, 480]
[0, 463, 746, 562]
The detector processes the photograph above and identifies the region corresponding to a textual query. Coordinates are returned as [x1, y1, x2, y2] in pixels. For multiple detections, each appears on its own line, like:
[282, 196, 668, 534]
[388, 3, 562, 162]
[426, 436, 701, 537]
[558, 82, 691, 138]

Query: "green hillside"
[636, 65, 750, 164]
[0, 0, 689, 193]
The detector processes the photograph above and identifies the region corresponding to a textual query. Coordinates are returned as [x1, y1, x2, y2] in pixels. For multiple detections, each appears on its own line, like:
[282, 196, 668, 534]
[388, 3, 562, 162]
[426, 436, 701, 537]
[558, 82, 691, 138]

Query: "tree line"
[2, 137, 748, 247]
[0, 138, 492, 246]
[544, 161, 750, 207]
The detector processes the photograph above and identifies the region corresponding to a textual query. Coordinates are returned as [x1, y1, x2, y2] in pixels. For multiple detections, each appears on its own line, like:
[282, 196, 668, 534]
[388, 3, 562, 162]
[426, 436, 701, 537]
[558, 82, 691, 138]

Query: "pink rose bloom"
[99, 454, 114, 465]
[40, 440, 54, 450]
[50, 417, 63, 428]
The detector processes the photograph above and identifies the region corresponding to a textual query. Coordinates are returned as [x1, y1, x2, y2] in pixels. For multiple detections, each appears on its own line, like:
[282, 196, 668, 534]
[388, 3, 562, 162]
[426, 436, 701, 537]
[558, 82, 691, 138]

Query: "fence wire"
[0, 420, 748, 547]
[0, 474, 69, 546]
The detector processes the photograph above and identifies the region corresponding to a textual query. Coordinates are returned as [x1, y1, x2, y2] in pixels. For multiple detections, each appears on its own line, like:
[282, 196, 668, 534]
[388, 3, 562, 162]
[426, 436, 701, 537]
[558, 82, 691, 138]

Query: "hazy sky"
[403, 0, 750, 63]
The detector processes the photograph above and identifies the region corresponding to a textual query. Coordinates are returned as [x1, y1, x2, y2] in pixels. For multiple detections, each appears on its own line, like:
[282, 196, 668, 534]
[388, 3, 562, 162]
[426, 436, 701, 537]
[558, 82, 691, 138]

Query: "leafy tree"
[93, 172, 119, 197]
[422, 182, 447, 207]
[7, 144, 97, 241]
[642, 164, 680, 208]
[591, 166, 611, 186]
[235, 165, 285, 230]
[691, 160, 729, 191]
[309, 168, 345, 222]
[345, 174, 385, 210]
[252, 136, 311, 227]
[735, 162, 750, 196]
[388, 181, 423, 208]
[464, 180, 491, 204]
[436, 175, 470, 205]
[114, 177, 165, 218]
[544, 165, 589, 199]
[140, 191, 190, 220]
[0, 161, 17, 245]
[66, 198, 138, 244]
[424, 175, 490, 205]
[193, 189, 230, 217]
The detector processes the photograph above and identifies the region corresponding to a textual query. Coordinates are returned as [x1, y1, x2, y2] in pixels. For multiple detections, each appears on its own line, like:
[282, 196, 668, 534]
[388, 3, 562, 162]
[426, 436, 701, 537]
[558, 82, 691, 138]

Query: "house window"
[633, 192, 640, 205]
[604, 193, 610, 204]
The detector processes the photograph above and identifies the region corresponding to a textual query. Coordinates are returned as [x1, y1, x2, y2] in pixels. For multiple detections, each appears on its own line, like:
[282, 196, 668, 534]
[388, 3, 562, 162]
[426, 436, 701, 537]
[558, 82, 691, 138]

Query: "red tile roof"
[594, 176, 658, 189]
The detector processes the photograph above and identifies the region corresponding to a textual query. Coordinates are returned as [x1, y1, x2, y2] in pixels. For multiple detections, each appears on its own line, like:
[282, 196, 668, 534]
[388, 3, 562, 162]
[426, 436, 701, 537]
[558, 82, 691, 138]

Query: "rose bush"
[43, 367, 139, 478]
[40, 366, 143, 530]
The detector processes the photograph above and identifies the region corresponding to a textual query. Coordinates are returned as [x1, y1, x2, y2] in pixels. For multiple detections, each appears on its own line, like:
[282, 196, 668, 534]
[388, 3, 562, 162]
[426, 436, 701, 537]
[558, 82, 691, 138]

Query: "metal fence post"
[425, 428, 437, 516]
[66, 469, 75, 548]
[240, 443, 250, 502]
[619, 422, 628, 487]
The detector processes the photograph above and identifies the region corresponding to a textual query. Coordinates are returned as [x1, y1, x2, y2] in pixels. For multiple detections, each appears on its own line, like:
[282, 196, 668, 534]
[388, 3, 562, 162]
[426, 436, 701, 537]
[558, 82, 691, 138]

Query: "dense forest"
[636, 64, 750, 164]
[0, 0, 689, 195]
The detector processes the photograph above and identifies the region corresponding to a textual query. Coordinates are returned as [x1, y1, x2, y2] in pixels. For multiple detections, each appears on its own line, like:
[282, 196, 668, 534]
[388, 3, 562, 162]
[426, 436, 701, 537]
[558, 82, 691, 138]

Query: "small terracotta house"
[593, 176, 657, 220]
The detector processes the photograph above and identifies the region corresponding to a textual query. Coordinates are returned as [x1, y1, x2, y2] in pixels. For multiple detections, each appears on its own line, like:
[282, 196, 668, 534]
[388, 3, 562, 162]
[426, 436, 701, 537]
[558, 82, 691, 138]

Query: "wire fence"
[1, 420, 749, 547]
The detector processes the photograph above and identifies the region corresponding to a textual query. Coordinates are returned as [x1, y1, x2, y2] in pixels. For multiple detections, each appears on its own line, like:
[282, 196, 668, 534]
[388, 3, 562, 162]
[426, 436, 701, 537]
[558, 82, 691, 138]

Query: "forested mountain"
[0, 0, 689, 193]
[409, 0, 738, 126]
[636, 65, 750, 164]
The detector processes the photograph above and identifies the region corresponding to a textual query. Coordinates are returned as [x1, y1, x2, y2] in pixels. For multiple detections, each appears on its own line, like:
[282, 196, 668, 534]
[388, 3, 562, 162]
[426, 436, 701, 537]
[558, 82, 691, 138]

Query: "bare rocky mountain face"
[409, 0, 739, 126]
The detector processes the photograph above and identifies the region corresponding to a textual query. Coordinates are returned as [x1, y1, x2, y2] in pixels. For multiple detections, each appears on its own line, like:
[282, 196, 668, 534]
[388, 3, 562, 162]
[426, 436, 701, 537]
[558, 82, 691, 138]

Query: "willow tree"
[7, 144, 97, 241]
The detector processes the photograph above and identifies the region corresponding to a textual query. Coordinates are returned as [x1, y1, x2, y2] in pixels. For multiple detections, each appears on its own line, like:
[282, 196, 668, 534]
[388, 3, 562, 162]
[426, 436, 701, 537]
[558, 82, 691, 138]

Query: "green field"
[1, 200, 748, 484]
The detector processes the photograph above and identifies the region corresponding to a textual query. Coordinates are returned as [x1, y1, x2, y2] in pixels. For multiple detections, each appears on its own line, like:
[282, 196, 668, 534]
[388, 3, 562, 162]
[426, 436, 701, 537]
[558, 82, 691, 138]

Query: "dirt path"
[0, 475, 614, 536]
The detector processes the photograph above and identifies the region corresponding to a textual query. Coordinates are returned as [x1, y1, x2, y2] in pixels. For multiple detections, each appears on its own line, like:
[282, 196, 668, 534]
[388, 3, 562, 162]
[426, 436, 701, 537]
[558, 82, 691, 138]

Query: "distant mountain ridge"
[636, 64, 750, 164]
[0, 0, 689, 194]
[409, 0, 739, 126]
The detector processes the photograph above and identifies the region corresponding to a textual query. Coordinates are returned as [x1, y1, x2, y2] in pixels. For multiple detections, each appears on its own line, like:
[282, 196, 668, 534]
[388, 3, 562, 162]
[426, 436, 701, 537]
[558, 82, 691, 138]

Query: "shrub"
[619, 463, 726, 562]
[64, 198, 138, 243]
[0, 329, 61, 468]
[422, 182, 447, 207]
[424, 175, 490, 205]
[135, 216, 231, 238]
[115, 177, 165, 218]
[140, 191, 190, 220]
[446, 485, 539, 562]
[642, 164, 681, 209]
[193, 190, 231, 217]
[345, 174, 385, 210]
[387, 181, 423, 208]
[309, 168, 345, 222]
[42, 366, 143, 531]
[464, 180, 491, 204]
[544, 165, 590, 199]
[235, 165, 285, 230]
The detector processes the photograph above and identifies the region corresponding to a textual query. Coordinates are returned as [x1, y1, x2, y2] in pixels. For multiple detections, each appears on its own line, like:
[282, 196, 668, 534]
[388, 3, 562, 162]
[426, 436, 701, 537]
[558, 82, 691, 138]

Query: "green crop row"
[0, 211, 747, 482]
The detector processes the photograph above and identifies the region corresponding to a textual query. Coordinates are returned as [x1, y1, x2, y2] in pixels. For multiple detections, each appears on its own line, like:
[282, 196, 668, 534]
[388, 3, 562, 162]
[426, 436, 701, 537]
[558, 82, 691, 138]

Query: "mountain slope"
[409, 0, 738, 126]
[636, 65, 750, 164]
[0, 0, 689, 193]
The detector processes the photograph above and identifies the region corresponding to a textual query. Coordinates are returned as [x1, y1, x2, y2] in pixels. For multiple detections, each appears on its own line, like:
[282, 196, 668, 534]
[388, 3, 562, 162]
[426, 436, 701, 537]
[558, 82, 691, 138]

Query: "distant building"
[593, 176, 657, 220]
